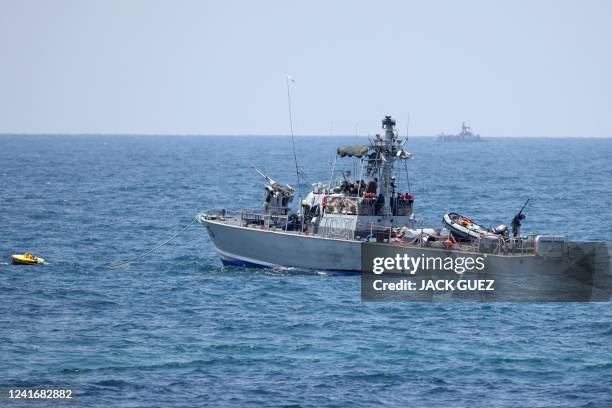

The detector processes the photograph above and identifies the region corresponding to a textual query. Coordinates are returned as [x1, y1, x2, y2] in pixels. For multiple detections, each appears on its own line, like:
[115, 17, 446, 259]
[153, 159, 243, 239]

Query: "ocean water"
[1, 135, 611, 407]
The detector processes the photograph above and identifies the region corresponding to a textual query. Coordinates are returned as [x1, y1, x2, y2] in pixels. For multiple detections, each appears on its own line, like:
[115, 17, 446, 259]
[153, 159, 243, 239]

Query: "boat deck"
[200, 212, 538, 256]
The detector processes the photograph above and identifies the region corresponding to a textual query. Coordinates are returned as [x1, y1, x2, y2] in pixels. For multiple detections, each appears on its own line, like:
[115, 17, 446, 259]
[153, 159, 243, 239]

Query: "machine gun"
[255, 168, 294, 193]
[511, 199, 530, 238]
[255, 168, 295, 215]
[255, 167, 278, 188]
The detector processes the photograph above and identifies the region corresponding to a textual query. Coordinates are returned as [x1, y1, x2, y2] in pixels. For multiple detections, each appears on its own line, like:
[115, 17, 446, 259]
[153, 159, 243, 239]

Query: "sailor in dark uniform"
[511, 212, 525, 238]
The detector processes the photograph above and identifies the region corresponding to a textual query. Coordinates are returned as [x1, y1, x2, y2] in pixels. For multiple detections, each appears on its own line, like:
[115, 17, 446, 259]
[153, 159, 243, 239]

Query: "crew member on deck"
[511, 213, 525, 237]
[366, 177, 378, 195]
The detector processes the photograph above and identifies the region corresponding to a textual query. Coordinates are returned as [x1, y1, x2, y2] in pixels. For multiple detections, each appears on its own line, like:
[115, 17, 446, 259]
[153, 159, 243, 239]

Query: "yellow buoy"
[11, 252, 46, 265]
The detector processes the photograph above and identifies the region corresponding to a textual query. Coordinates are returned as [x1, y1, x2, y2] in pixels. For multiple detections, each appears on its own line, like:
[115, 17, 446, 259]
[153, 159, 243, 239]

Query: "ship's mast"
[381, 115, 397, 218]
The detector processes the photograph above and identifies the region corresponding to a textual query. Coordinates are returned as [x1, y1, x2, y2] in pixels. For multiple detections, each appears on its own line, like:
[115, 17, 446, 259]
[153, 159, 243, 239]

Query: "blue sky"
[0, 0, 610, 136]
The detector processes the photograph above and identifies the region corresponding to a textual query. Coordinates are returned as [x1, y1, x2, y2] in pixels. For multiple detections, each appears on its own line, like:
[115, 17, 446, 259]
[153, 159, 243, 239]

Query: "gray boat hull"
[202, 218, 361, 273]
[201, 218, 610, 300]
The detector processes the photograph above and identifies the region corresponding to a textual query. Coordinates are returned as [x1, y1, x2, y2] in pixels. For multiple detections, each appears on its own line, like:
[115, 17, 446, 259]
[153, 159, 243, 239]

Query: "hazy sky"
[1, 0, 611, 136]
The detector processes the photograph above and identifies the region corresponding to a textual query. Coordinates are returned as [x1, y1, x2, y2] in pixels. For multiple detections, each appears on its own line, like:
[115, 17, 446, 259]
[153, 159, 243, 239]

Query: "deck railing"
[201, 210, 539, 255]
[240, 210, 290, 230]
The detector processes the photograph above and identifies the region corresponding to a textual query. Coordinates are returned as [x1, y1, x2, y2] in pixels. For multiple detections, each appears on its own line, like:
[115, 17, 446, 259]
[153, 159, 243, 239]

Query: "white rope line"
[105, 216, 199, 270]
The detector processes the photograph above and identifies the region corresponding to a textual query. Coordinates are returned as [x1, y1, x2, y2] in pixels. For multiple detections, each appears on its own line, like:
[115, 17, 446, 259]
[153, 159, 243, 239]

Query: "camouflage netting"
[336, 145, 370, 158]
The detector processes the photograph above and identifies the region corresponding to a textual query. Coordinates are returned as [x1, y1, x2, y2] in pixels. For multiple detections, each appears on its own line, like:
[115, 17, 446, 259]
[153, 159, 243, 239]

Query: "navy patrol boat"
[437, 122, 481, 142]
[198, 115, 604, 285]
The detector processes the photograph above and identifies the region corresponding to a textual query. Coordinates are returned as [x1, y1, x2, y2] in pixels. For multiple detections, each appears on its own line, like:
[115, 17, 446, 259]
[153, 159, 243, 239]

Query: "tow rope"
[104, 216, 199, 270]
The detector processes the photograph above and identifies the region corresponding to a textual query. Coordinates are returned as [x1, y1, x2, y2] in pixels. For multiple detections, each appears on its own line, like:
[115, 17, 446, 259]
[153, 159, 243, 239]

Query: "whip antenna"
[402, 112, 410, 148]
[286, 75, 303, 225]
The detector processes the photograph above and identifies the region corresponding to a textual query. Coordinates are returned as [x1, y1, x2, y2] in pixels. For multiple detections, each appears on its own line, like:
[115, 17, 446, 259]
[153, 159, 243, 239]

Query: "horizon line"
[0, 133, 611, 139]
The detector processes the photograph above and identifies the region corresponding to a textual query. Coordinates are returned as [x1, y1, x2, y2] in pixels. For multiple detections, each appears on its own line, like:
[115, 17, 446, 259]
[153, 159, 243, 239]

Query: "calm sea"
[1, 135, 611, 407]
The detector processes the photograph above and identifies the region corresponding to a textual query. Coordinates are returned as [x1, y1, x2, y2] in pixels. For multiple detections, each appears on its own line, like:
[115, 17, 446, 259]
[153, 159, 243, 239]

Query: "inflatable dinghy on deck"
[443, 212, 505, 242]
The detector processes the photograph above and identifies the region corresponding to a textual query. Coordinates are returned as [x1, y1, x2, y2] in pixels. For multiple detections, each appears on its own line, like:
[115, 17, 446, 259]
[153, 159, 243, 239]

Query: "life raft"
[442, 212, 496, 242]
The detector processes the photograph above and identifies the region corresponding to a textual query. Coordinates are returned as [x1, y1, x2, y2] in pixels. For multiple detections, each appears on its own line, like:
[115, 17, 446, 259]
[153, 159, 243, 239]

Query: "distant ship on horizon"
[437, 122, 481, 142]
